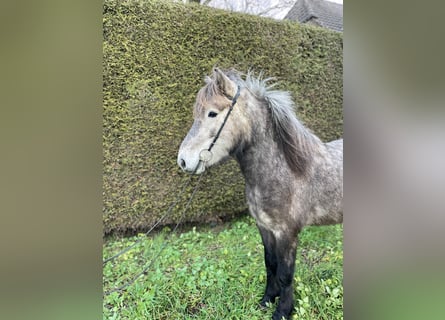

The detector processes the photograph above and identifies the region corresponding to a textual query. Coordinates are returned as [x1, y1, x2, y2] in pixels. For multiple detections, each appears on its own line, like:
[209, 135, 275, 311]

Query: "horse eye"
[208, 111, 218, 118]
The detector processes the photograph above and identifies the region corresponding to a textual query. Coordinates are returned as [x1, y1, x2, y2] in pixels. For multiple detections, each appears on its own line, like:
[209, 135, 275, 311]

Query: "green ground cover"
[103, 215, 343, 319]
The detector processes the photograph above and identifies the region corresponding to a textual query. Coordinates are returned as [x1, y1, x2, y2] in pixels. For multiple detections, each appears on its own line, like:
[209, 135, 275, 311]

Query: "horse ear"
[213, 68, 237, 99]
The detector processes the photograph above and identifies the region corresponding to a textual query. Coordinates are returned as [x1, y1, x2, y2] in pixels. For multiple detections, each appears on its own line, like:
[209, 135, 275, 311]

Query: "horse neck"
[233, 102, 292, 186]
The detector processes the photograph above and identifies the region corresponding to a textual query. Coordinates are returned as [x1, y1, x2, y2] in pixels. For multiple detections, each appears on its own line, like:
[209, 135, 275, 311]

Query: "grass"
[103, 215, 343, 319]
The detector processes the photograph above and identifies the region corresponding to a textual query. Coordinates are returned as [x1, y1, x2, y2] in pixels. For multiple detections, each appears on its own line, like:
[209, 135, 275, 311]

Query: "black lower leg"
[260, 251, 280, 306]
[272, 267, 295, 320]
[272, 237, 298, 320]
[258, 227, 280, 307]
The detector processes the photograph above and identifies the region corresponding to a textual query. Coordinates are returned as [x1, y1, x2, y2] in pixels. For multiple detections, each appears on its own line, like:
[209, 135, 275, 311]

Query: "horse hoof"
[259, 296, 276, 309]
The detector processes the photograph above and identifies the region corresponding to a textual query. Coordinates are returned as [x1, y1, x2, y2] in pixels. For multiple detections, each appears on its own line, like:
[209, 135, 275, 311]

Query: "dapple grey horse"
[178, 68, 343, 320]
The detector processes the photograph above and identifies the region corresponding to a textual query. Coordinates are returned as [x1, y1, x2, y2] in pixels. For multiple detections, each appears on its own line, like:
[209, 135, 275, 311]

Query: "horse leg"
[258, 226, 280, 307]
[272, 234, 298, 320]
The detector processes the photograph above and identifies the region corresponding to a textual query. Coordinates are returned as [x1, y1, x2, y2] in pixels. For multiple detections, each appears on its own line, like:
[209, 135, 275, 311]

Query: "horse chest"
[245, 185, 290, 236]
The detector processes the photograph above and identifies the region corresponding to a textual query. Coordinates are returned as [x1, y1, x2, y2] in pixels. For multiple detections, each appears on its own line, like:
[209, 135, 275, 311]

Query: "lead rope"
[103, 85, 241, 296]
[104, 169, 206, 296]
[103, 173, 194, 265]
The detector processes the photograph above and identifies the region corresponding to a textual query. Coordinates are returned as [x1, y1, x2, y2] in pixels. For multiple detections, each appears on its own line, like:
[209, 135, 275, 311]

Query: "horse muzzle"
[177, 153, 205, 174]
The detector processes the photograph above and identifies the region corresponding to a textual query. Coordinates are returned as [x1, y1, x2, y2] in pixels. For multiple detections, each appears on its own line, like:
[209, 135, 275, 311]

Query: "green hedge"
[103, 0, 343, 234]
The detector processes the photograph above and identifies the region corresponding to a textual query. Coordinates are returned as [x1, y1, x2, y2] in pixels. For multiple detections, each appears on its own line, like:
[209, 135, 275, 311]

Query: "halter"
[199, 85, 241, 162]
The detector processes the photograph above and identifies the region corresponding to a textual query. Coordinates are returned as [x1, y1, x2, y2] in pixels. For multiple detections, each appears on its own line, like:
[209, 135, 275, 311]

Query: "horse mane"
[244, 71, 319, 176]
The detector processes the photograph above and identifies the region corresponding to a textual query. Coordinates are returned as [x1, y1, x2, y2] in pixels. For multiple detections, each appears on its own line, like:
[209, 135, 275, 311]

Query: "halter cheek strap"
[199, 85, 241, 162]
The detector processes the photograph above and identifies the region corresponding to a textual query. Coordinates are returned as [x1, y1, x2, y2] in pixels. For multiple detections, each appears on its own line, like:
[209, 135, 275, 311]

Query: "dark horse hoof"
[259, 295, 277, 309]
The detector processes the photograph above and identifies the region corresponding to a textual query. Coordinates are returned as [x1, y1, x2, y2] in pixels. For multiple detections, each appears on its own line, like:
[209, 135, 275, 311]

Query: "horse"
[177, 68, 343, 320]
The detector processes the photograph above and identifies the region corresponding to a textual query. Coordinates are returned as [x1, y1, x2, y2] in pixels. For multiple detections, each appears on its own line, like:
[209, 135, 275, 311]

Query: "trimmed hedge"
[103, 0, 343, 234]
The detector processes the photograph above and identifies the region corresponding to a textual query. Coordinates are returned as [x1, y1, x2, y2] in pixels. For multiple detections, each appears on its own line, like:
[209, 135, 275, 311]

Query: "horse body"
[178, 68, 343, 320]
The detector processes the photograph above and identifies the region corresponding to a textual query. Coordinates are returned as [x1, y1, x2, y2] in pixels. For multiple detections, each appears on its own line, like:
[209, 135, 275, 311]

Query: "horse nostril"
[180, 158, 186, 169]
